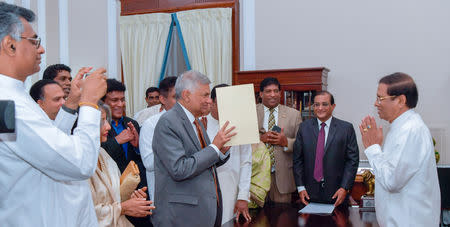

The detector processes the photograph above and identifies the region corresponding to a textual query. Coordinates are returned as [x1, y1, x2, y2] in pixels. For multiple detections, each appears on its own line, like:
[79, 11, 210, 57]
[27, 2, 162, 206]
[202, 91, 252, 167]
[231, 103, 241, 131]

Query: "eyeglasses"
[313, 102, 330, 108]
[376, 95, 396, 104]
[20, 36, 41, 49]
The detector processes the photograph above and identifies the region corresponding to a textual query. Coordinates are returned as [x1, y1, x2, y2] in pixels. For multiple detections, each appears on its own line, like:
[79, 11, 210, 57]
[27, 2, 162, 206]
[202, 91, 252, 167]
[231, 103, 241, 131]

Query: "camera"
[0, 100, 15, 133]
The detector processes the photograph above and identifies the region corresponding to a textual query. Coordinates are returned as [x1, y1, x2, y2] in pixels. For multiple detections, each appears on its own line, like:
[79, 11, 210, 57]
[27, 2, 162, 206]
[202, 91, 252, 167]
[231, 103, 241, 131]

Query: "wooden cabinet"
[234, 67, 329, 120]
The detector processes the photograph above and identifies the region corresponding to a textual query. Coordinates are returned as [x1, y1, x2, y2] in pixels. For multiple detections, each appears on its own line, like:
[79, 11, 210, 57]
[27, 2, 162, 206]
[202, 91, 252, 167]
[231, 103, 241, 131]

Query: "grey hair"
[98, 100, 111, 126]
[175, 70, 211, 100]
[0, 2, 35, 50]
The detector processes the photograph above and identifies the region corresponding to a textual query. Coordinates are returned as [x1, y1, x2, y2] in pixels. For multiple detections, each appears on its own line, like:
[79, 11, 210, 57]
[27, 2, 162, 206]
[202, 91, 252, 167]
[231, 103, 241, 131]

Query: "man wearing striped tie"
[256, 77, 302, 204]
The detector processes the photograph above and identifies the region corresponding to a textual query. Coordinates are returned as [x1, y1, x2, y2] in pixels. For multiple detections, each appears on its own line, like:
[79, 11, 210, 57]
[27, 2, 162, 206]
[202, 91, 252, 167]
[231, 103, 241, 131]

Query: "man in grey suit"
[293, 91, 359, 207]
[152, 70, 236, 227]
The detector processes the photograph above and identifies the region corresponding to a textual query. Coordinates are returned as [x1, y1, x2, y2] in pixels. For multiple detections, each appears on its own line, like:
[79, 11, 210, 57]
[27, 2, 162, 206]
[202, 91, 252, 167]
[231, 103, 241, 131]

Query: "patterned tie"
[201, 116, 208, 130]
[314, 122, 326, 182]
[193, 119, 219, 205]
[267, 108, 276, 167]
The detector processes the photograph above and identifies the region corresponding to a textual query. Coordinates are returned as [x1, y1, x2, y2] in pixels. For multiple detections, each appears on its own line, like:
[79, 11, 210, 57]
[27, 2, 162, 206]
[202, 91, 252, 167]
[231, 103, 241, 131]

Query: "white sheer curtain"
[176, 8, 232, 86]
[119, 13, 171, 117]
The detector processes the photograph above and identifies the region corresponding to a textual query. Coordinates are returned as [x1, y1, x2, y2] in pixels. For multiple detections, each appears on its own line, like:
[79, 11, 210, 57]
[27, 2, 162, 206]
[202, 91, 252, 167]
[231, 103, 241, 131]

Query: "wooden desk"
[223, 203, 379, 227]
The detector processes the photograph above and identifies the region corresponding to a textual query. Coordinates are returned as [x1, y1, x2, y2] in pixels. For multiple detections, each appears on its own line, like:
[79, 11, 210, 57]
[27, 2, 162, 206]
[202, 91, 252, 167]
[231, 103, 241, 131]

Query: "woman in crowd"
[89, 102, 154, 227]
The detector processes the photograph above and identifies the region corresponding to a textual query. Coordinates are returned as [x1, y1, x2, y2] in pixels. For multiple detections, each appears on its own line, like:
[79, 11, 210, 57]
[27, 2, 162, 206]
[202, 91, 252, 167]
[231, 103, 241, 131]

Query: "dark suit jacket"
[101, 116, 147, 189]
[152, 103, 226, 227]
[293, 117, 359, 203]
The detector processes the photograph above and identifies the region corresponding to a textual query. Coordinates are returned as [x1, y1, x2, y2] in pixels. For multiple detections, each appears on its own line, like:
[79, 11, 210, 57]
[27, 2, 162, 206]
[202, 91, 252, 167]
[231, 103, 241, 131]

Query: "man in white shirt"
[360, 72, 440, 226]
[205, 84, 252, 224]
[0, 3, 107, 226]
[134, 87, 163, 125]
[29, 79, 66, 120]
[43, 64, 72, 99]
[139, 76, 177, 201]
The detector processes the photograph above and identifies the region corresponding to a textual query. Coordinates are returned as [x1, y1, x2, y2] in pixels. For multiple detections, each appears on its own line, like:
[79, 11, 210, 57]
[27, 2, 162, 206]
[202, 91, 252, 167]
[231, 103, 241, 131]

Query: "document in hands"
[298, 203, 335, 215]
[216, 84, 259, 146]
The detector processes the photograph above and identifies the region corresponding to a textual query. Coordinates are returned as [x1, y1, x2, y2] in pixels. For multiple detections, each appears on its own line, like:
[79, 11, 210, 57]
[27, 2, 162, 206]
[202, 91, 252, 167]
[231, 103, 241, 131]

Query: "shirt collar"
[111, 116, 124, 127]
[263, 105, 279, 113]
[207, 113, 218, 125]
[179, 102, 196, 124]
[317, 116, 333, 127]
[0, 74, 25, 90]
[391, 109, 414, 129]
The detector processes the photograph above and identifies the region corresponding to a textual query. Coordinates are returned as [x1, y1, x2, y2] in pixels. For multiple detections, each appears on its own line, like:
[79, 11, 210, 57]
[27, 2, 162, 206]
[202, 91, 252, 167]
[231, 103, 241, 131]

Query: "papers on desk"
[298, 203, 335, 215]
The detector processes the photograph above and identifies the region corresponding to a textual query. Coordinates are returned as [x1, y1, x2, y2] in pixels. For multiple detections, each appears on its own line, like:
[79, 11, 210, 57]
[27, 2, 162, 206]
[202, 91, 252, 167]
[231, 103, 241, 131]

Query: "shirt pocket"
[168, 194, 199, 206]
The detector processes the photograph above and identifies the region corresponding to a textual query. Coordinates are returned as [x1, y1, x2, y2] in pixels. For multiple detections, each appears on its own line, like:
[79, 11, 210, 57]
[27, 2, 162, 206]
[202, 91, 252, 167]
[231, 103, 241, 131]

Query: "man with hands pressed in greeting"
[359, 73, 439, 226]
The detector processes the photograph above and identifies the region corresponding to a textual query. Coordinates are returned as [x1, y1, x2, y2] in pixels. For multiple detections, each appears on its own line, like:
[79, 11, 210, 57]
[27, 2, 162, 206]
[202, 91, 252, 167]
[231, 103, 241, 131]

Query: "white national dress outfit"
[364, 109, 440, 226]
[205, 114, 252, 224]
[0, 74, 100, 227]
[133, 104, 162, 126]
[139, 109, 166, 202]
[89, 148, 133, 227]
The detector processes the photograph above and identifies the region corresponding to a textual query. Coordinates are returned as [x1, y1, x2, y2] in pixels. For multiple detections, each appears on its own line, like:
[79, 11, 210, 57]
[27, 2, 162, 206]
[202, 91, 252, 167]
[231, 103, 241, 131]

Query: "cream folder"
[216, 84, 259, 146]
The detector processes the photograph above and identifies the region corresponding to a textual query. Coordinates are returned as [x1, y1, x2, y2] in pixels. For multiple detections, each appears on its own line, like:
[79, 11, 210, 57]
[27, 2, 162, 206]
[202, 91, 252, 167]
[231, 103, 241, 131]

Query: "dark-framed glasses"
[20, 36, 41, 49]
[313, 102, 330, 108]
[376, 95, 396, 104]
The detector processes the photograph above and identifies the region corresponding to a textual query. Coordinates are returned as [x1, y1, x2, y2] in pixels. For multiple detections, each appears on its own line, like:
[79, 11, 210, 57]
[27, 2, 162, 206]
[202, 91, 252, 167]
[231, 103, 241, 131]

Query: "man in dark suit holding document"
[152, 70, 236, 227]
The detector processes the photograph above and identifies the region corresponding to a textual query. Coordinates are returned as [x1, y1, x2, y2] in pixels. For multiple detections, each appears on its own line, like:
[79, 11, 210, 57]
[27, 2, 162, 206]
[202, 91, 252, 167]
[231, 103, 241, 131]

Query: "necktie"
[267, 108, 276, 168]
[193, 119, 219, 205]
[314, 122, 326, 182]
[201, 116, 208, 130]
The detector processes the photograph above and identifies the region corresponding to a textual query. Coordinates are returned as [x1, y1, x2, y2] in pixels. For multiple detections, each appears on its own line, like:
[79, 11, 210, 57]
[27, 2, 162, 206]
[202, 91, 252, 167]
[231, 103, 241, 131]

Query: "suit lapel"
[277, 105, 286, 129]
[257, 104, 265, 133]
[174, 103, 202, 151]
[312, 118, 319, 140]
[324, 117, 337, 152]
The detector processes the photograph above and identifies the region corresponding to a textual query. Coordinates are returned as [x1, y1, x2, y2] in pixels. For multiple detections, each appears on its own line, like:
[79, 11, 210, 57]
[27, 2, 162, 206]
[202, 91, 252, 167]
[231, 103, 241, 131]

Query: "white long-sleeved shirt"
[134, 104, 162, 126]
[139, 109, 166, 201]
[205, 114, 252, 224]
[364, 109, 440, 227]
[0, 74, 100, 227]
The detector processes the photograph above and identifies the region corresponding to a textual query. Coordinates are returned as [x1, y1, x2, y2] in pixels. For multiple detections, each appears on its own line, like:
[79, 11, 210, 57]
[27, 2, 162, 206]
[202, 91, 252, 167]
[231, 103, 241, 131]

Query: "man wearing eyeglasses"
[0, 2, 107, 226]
[359, 73, 440, 226]
[293, 91, 359, 207]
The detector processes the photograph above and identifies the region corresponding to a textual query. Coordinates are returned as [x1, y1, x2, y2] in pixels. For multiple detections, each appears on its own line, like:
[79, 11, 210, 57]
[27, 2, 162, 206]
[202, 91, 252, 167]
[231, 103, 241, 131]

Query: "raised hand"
[65, 67, 92, 110]
[79, 67, 107, 105]
[212, 121, 236, 153]
[127, 122, 139, 147]
[359, 115, 383, 148]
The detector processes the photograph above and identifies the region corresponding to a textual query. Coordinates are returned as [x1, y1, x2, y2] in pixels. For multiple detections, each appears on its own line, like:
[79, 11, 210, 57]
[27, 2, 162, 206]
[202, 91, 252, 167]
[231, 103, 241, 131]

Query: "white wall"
[24, 0, 120, 82]
[251, 0, 450, 163]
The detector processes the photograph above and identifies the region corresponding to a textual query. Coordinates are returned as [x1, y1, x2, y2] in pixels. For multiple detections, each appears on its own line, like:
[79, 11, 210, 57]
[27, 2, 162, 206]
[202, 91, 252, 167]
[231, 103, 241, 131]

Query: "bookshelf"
[234, 67, 329, 120]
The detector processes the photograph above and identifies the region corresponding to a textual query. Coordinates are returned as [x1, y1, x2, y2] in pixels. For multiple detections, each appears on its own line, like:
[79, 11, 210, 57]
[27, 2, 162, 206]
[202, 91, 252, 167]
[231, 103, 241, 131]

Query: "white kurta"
[365, 109, 440, 227]
[139, 109, 166, 201]
[133, 104, 162, 126]
[205, 114, 252, 224]
[0, 74, 100, 227]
